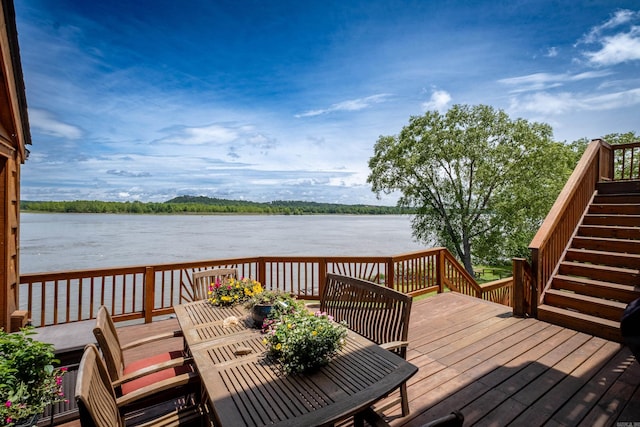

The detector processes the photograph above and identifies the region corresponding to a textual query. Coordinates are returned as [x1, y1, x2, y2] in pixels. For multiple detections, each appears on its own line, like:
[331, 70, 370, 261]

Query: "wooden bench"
[320, 273, 413, 419]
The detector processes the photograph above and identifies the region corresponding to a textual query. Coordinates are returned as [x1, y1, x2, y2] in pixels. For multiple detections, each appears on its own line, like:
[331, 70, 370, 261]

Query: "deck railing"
[520, 139, 638, 316]
[19, 247, 510, 327]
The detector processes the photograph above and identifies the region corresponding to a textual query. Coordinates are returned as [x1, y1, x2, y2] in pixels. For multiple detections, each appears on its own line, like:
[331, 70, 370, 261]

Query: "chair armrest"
[115, 372, 200, 408]
[379, 340, 409, 352]
[120, 330, 184, 351]
[111, 357, 193, 387]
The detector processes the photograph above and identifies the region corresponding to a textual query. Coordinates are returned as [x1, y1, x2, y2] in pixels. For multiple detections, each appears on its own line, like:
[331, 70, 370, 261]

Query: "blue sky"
[14, 1, 640, 205]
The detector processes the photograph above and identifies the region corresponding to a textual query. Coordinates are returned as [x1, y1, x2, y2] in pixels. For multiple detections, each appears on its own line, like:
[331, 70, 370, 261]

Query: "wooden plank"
[550, 346, 633, 425]
[578, 349, 640, 426]
[507, 340, 621, 426]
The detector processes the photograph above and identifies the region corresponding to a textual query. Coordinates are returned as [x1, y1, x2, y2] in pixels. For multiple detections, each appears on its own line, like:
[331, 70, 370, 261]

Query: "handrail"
[523, 139, 639, 316]
[19, 248, 511, 327]
[527, 139, 608, 316]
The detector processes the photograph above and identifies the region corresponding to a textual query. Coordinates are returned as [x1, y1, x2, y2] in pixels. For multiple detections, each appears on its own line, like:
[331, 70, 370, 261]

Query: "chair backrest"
[192, 268, 238, 301]
[320, 273, 413, 357]
[93, 306, 125, 382]
[76, 344, 123, 427]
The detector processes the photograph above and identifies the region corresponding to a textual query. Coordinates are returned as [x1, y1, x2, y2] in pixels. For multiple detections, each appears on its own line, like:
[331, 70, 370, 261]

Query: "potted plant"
[207, 276, 263, 307]
[0, 327, 67, 427]
[263, 307, 348, 374]
[244, 289, 295, 328]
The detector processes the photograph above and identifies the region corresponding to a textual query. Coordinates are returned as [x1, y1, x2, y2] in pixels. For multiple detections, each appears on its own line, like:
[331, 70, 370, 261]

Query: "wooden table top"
[174, 300, 418, 427]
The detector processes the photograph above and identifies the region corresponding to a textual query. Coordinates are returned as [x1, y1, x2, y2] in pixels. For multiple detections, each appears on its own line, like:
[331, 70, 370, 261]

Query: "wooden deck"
[56, 293, 639, 427]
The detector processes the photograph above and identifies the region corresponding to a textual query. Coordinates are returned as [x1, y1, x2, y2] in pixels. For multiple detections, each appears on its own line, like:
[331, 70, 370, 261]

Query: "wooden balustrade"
[527, 139, 610, 316]
[19, 247, 504, 327]
[612, 141, 640, 180]
[518, 139, 639, 316]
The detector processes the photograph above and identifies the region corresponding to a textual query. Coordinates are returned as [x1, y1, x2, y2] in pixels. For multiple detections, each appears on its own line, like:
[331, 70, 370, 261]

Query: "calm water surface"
[20, 213, 426, 273]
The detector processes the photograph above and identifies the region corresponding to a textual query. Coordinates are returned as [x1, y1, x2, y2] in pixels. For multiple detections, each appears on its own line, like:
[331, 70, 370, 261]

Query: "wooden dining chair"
[93, 306, 197, 403]
[191, 268, 238, 301]
[320, 273, 413, 418]
[76, 344, 206, 427]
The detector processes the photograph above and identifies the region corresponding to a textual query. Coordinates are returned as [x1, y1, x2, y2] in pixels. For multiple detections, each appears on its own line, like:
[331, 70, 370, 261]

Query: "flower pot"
[251, 304, 273, 328]
[14, 414, 40, 427]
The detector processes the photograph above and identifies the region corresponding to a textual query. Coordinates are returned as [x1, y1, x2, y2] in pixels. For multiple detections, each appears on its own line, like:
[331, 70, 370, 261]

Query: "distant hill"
[21, 196, 414, 215]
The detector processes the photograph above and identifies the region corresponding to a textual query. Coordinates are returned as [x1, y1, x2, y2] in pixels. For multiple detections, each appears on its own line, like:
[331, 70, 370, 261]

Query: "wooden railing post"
[144, 267, 155, 324]
[386, 257, 395, 290]
[529, 249, 539, 318]
[318, 258, 327, 298]
[436, 249, 444, 293]
[258, 257, 266, 286]
[513, 258, 525, 317]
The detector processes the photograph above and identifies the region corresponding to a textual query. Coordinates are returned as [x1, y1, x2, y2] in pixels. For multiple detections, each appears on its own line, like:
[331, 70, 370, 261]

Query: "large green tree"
[367, 104, 579, 274]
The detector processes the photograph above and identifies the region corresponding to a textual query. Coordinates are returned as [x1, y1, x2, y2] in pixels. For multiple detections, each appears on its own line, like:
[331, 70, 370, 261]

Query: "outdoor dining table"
[173, 299, 418, 427]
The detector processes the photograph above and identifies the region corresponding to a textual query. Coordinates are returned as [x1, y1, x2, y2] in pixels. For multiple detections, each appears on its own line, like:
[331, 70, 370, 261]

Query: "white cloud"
[157, 124, 239, 145]
[580, 9, 639, 44]
[584, 26, 640, 66]
[578, 9, 640, 66]
[421, 89, 452, 112]
[295, 94, 390, 118]
[508, 87, 640, 115]
[498, 71, 613, 93]
[29, 109, 83, 139]
[546, 47, 559, 57]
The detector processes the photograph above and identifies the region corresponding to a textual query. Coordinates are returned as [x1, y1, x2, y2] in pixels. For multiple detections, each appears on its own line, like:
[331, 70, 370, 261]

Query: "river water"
[20, 213, 426, 274]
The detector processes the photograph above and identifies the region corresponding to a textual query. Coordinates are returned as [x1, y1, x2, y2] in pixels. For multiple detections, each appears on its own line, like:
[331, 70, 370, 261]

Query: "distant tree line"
[20, 196, 414, 215]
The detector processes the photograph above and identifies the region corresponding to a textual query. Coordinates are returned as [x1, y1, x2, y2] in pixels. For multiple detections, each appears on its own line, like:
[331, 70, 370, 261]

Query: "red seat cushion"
[121, 350, 192, 395]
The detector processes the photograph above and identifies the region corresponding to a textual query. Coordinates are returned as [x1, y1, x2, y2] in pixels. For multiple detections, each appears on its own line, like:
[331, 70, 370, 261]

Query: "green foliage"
[0, 327, 66, 425]
[207, 277, 263, 306]
[367, 104, 580, 273]
[263, 307, 348, 374]
[21, 197, 414, 215]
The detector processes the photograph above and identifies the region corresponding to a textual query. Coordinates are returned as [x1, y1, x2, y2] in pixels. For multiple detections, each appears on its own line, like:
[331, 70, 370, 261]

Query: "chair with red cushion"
[76, 344, 205, 427]
[93, 306, 198, 405]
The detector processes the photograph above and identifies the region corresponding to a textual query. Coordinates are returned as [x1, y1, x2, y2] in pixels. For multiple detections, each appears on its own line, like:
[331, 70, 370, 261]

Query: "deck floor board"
[53, 292, 639, 427]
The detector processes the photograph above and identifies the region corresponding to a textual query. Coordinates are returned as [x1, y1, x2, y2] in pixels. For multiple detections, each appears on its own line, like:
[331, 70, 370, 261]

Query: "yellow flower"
[275, 343, 282, 350]
[312, 330, 318, 336]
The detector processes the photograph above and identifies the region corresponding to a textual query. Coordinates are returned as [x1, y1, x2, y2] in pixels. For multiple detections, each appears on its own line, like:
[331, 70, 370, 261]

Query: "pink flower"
[60, 367, 68, 372]
[5, 401, 11, 408]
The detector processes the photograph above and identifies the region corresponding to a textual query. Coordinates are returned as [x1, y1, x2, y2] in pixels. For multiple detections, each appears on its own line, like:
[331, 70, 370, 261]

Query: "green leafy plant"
[0, 327, 67, 426]
[207, 277, 263, 306]
[244, 289, 295, 310]
[263, 308, 348, 374]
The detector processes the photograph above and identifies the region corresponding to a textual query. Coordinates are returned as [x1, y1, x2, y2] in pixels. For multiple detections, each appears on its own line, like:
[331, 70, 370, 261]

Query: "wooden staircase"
[537, 180, 640, 342]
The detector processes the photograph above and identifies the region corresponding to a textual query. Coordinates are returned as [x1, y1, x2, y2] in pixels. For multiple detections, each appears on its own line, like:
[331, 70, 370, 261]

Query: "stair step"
[571, 236, 640, 254]
[552, 274, 640, 303]
[589, 204, 640, 215]
[537, 304, 622, 342]
[593, 193, 640, 204]
[578, 224, 640, 240]
[583, 214, 640, 227]
[544, 289, 627, 321]
[559, 261, 640, 285]
[565, 248, 640, 270]
[596, 180, 640, 194]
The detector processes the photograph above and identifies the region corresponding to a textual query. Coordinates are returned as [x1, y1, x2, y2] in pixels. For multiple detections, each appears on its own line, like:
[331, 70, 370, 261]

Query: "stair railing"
[525, 139, 612, 317]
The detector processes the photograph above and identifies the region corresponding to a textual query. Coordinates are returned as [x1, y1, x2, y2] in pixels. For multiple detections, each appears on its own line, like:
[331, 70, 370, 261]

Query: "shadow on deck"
[52, 293, 639, 427]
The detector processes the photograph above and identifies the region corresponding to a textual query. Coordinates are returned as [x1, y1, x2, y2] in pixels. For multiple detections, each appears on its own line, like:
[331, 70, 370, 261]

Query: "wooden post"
[318, 258, 327, 299]
[513, 258, 525, 317]
[530, 248, 539, 318]
[258, 258, 266, 288]
[436, 249, 444, 293]
[144, 267, 154, 323]
[386, 257, 395, 290]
